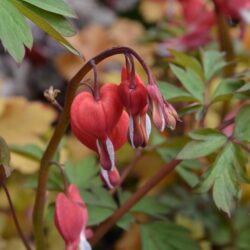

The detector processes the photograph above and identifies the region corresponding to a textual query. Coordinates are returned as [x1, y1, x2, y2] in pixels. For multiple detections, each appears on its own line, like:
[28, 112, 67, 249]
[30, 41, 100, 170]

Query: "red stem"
[0, 180, 32, 250]
[89, 159, 181, 246]
[32, 46, 156, 250]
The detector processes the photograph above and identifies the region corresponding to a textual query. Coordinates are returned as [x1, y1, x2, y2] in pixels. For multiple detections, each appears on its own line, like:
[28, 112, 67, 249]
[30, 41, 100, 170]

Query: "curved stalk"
[90, 159, 181, 246]
[0, 180, 32, 250]
[32, 46, 155, 250]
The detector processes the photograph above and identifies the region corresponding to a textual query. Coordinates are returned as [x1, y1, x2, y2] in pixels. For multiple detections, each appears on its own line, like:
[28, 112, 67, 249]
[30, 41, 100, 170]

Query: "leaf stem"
[32, 46, 156, 250]
[89, 159, 181, 246]
[0, 180, 32, 250]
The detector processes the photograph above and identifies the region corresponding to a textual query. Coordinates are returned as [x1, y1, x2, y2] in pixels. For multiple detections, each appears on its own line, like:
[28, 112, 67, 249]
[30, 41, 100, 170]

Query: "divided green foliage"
[233, 105, 250, 143]
[177, 129, 227, 159]
[0, 0, 77, 62]
[169, 49, 203, 78]
[158, 81, 195, 102]
[197, 142, 248, 215]
[211, 79, 245, 102]
[170, 64, 204, 102]
[19, 0, 76, 18]
[64, 156, 102, 189]
[0, 0, 33, 62]
[10, 144, 43, 161]
[201, 50, 227, 81]
[140, 221, 200, 250]
[176, 160, 202, 188]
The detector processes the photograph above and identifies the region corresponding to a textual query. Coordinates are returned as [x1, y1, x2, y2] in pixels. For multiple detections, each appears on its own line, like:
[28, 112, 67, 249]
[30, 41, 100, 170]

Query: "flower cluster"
[70, 60, 179, 189]
[54, 184, 92, 250]
[158, 0, 250, 55]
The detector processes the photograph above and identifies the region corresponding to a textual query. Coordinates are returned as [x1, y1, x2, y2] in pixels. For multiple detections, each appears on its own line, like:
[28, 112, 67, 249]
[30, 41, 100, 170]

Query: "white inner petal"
[79, 231, 92, 250]
[106, 137, 115, 170]
[129, 114, 135, 148]
[240, 9, 250, 23]
[159, 105, 165, 132]
[145, 114, 152, 140]
[96, 139, 101, 155]
[101, 169, 114, 189]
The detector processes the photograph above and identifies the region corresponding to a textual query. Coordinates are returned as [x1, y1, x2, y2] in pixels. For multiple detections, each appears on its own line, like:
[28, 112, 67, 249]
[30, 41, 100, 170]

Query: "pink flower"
[54, 185, 91, 250]
[216, 0, 250, 24]
[158, 0, 215, 55]
[70, 83, 129, 189]
[118, 67, 151, 148]
[147, 84, 180, 131]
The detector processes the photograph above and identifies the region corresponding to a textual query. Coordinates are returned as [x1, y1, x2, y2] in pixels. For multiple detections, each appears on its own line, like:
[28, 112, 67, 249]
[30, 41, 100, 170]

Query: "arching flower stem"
[32, 46, 157, 250]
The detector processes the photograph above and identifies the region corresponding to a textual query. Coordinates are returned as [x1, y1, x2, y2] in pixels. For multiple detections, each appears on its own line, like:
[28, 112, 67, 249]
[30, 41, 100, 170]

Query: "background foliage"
[1, 0, 250, 249]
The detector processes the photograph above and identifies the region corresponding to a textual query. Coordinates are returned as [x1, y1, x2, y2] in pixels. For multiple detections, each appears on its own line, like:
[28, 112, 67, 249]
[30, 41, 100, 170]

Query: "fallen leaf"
[0, 97, 56, 173]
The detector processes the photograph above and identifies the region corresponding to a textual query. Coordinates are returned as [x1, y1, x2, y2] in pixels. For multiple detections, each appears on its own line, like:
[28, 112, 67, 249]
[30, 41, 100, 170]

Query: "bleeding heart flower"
[70, 83, 127, 170]
[147, 83, 180, 131]
[54, 184, 91, 250]
[216, 0, 250, 24]
[158, 0, 215, 55]
[118, 67, 151, 148]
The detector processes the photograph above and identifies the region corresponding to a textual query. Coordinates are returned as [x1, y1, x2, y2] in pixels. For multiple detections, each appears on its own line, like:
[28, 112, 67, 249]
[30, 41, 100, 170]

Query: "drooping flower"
[158, 0, 215, 55]
[55, 184, 91, 250]
[216, 0, 250, 24]
[118, 67, 151, 148]
[147, 83, 180, 131]
[70, 83, 128, 171]
[70, 83, 129, 189]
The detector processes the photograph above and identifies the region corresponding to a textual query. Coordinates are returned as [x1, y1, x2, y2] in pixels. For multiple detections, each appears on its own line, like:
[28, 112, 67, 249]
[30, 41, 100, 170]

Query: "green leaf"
[202, 50, 226, 81]
[120, 191, 170, 217]
[177, 129, 227, 159]
[198, 142, 242, 215]
[117, 213, 134, 230]
[140, 221, 200, 250]
[188, 128, 225, 140]
[176, 160, 201, 187]
[20, 2, 75, 37]
[234, 105, 250, 142]
[81, 187, 117, 225]
[132, 196, 170, 216]
[10, 144, 43, 161]
[236, 83, 250, 94]
[11, 0, 80, 56]
[170, 64, 204, 102]
[87, 205, 114, 226]
[169, 49, 203, 78]
[0, 137, 12, 177]
[211, 79, 245, 102]
[20, 0, 76, 18]
[158, 81, 195, 102]
[178, 104, 202, 116]
[0, 0, 33, 62]
[64, 157, 101, 189]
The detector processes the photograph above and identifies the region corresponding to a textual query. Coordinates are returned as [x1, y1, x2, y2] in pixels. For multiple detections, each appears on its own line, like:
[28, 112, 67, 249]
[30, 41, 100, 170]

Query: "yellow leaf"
[0, 97, 56, 173]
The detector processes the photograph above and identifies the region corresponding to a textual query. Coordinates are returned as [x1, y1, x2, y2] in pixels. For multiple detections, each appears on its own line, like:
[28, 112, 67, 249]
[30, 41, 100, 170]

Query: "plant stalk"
[89, 159, 181, 246]
[32, 47, 156, 250]
[0, 180, 32, 250]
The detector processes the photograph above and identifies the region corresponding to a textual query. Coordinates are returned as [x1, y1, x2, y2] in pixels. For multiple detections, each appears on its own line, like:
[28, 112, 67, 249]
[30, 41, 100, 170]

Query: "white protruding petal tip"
[106, 137, 115, 170]
[101, 169, 114, 189]
[145, 114, 152, 140]
[129, 114, 135, 148]
[240, 9, 250, 23]
[79, 232, 92, 250]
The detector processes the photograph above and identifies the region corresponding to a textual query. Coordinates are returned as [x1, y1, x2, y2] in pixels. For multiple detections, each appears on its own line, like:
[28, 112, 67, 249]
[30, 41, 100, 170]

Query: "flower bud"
[54, 185, 91, 250]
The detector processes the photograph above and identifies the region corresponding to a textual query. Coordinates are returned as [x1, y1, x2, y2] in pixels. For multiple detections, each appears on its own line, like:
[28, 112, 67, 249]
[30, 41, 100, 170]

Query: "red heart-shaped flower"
[70, 84, 123, 140]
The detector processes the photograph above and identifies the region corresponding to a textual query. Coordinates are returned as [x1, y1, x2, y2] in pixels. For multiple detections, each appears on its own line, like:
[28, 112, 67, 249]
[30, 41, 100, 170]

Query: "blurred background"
[1, 0, 250, 249]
